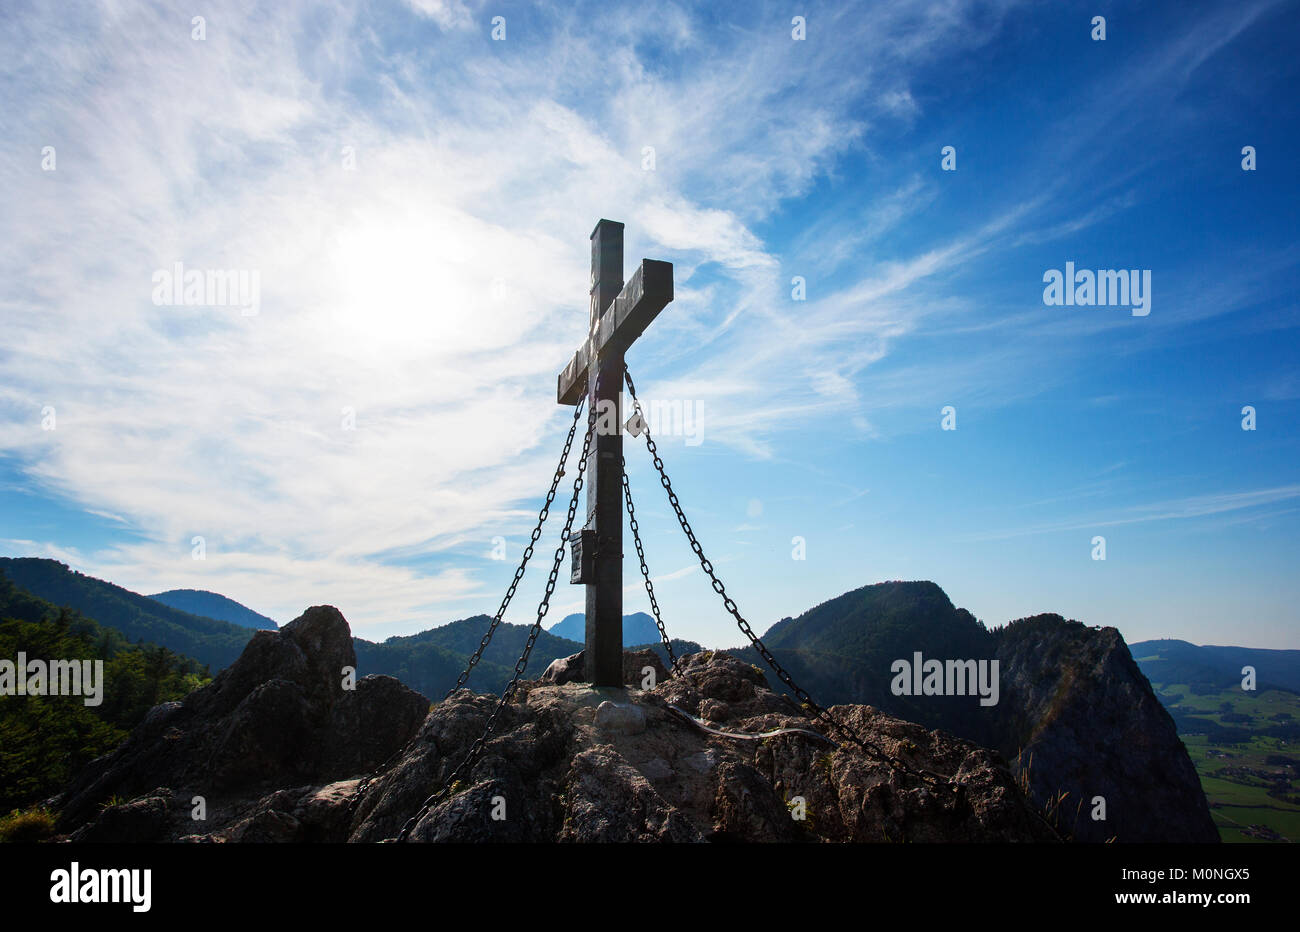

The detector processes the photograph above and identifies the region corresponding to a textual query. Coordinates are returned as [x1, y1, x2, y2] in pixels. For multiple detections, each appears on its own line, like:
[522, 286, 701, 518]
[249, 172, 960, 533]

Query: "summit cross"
[556, 219, 673, 687]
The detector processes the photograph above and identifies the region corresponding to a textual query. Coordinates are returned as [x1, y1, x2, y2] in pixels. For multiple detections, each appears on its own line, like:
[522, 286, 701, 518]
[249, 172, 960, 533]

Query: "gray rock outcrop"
[995, 616, 1218, 842]
[55, 609, 1057, 843]
[53, 605, 428, 840]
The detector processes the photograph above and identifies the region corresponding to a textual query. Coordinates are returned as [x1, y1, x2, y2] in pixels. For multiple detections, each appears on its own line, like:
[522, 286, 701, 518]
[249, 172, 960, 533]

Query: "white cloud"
[403, 0, 483, 31]
[958, 485, 1300, 544]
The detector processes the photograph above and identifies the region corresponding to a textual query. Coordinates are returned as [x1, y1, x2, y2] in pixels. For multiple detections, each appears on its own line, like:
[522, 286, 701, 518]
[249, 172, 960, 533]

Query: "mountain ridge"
[148, 589, 278, 630]
[0, 558, 696, 701]
[547, 611, 662, 646]
[728, 580, 1218, 842]
[1130, 638, 1300, 694]
[0, 558, 257, 671]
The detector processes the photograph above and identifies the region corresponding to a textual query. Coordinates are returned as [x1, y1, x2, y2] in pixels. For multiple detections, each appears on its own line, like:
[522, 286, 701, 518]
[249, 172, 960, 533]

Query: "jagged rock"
[995, 618, 1218, 842]
[72, 790, 176, 843]
[54, 606, 427, 840]
[698, 698, 731, 722]
[730, 583, 1217, 843]
[658, 652, 795, 719]
[711, 760, 797, 842]
[759, 704, 1059, 842]
[348, 653, 1058, 843]
[319, 676, 429, 780]
[206, 679, 318, 788]
[559, 746, 703, 842]
[220, 780, 359, 843]
[541, 652, 582, 684]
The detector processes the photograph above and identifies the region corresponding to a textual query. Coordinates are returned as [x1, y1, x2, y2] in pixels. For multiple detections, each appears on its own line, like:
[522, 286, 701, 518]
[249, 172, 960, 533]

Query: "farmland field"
[1144, 678, 1299, 843]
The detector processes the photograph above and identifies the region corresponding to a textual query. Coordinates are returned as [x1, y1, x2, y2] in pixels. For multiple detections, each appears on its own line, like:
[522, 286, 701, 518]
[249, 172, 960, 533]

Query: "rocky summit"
[995, 616, 1219, 843]
[733, 582, 1220, 843]
[52, 606, 1059, 843]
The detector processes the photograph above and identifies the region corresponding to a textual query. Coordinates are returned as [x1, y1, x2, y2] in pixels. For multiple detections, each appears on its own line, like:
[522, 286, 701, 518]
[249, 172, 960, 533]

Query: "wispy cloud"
[0, 0, 1291, 641]
[958, 485, 1300, 543]
[4, 1, 992, 627]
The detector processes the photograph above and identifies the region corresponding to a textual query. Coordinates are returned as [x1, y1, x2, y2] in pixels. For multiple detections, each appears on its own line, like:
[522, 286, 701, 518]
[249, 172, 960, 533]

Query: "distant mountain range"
[148, 589, 278, 630]
[354, 615, 581, 699]
[0, 558, 257, 672]
[356, 614, 699, 699]
[1130, 639, 1300, 694]
[0, 558, 695, 700]
[547, 611, 663, 647]
[1129, 639, 1300, 842]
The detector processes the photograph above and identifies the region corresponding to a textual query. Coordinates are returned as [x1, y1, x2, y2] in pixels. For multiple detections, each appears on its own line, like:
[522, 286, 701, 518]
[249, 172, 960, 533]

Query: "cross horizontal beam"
[557, 258, 673, 405]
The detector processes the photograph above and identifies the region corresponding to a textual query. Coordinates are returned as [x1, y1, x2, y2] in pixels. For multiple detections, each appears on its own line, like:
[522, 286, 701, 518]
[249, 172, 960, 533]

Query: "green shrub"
[0, 807, 56, 843]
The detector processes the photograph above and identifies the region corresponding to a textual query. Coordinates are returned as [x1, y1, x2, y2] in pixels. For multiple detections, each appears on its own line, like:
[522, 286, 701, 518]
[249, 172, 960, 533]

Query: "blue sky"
[1, 0, 1297, 650]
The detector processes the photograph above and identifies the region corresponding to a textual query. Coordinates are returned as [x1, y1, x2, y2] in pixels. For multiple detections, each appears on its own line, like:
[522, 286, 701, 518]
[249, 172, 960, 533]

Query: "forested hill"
[353, 614, 699, 698]
[0, 570, 209, 815]
[735, 580, 997, 744]
[149, 589, 279, 630]
[0, 558, 257, 671]
[1130, 639, 1300, 694]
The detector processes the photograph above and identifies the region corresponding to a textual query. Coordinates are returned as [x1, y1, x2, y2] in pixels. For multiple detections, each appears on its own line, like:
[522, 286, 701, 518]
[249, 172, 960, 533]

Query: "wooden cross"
[557, 219, 673, 687]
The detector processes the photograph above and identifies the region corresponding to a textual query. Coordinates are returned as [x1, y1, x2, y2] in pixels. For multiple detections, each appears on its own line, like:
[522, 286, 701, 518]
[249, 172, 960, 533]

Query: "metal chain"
[393, 384, 599, 842]
[622, 366, 949, 787]
[445, 394, 588, 699]
[347, 396, 588, 822]
[620, 456, 678, 673]
[348, 732, 417, 821]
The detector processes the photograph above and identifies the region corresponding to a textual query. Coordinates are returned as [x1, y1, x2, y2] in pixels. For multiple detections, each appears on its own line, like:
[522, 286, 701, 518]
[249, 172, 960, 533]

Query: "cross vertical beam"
[558, 220, 672, 687]
[585, 219, 625, 687]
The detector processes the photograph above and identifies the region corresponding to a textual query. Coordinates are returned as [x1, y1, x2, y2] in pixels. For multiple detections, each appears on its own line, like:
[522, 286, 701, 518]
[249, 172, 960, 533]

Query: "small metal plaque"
[570, 528, 596, 584]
